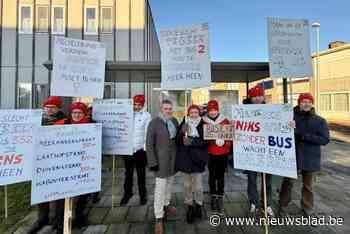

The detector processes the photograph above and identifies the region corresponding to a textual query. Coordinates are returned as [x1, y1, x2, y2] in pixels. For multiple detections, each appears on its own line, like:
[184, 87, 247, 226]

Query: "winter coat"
[146, 116, 179, 178]
[175, 118, 209, 173]
[133, 111, 151, 152]
[294, 106, 330, 171]
[203, 115, 232, 156]
[42, 111, 66, 126]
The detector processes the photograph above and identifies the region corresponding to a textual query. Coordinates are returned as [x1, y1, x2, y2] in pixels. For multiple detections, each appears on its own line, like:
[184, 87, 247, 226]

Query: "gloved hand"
[216, 139, 225, 147]
[149, 165, 159, 172]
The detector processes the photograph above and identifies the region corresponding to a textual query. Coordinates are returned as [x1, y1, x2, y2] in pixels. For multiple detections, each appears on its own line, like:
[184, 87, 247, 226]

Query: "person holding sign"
[175, 104, 208, 223]
[146, 99, 179, 234]
[244, 86, 275, 217]
[120, 94, 151, 206]
[29, 96, 67, 234]
[58, 102, 94, 228]
[203, 100, 231, 213]
[279, 93, 330, 216]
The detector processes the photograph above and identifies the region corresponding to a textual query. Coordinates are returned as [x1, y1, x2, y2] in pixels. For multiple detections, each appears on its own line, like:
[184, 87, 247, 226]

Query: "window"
[34, 84, 49, 108]
[334, 93, 349, 112]
[36, 5, 49, 32]
[101, 7, 113, 33]
[320, 94, 331, 111]
[85, 6, 98, 34]
[52, 6, 65, 34]
[17, 83, 32, 109]
[19, 5, 33, 33]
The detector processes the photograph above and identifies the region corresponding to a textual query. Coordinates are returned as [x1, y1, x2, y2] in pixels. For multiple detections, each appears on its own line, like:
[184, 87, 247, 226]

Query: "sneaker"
[249, 204, 257, 214]
[266, 206, 275, 217]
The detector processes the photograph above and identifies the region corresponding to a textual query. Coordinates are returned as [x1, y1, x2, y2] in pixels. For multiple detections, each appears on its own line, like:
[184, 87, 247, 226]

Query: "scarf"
[71, 117, 91, 124]
[159, 113, 177, 139]
[186, 117, 201, 137]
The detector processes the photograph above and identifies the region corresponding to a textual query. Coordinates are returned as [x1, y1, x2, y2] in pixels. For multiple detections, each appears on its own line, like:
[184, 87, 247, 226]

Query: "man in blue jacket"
[279, 93, 330, 216]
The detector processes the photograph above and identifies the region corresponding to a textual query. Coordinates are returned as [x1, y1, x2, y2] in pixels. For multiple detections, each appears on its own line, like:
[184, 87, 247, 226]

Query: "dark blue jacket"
[175, 118, 209, 173]
[294, 106, 330, 171]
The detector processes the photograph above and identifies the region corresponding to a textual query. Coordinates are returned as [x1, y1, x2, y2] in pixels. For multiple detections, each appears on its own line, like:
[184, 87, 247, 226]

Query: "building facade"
[0, 0, 160, 110]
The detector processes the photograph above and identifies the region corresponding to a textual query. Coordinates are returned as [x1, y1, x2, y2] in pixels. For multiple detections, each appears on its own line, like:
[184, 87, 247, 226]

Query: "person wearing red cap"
[29, 96, 67, 234]
[120, 94, 151, 206]
[203, 100, 232, 213]
[279, 93, 329, 216]
[244, 86, 275, 217]
[175, 104, 208, 223]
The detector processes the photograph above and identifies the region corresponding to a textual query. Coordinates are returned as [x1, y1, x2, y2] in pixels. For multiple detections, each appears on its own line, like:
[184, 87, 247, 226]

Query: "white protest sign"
[0, 110, 42, 186]
[92, 99, 133, 155]
[51, 37, 106, 98]
[232, 104, 297, 178]
[31, 124, 102, 205]
[268, 17, 312, 79]
[160, 23, 211, 89]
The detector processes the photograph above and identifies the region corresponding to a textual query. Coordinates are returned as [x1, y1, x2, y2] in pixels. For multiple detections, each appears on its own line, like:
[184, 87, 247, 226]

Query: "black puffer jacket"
[294, 106, 330, 171]
[175, 118, 209, 173]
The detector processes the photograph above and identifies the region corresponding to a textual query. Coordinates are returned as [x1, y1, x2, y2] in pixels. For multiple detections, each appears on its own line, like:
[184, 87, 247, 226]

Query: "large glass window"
[19, 5, 33, 33]
[52, 6, 65, 34]
[85, 7, 98, 34]
[101, 7, 113, 33]
[36, 5, 49, 32]
[334, 93, 349, 112]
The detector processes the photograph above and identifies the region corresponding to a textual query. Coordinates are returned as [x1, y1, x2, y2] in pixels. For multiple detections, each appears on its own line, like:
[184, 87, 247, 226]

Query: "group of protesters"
[29, 85, 330, 234]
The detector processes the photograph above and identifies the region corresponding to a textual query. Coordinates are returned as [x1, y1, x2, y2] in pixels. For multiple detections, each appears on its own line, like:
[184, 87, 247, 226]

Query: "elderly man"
[279, 93, 330, 216]
[120, 94, 151, 206]
[146, 99, 179, 234]
[29, 96, 66, 234]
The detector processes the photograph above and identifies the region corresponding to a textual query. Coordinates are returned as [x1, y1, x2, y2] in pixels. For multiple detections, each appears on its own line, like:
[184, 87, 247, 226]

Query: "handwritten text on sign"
[51, 37, 106, 98]
[268, 17, 312, 79]
[92, 99, 133, 155]
[203, 124, 234, 140]
[31, 124, 102, 205]
[160, 23, 211, 89]
[0, 110, 42, 186]
[232, 104, 297, 178]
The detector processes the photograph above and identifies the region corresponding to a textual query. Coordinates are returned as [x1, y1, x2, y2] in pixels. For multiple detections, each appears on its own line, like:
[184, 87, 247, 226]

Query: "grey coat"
[146, 116, 179, 178]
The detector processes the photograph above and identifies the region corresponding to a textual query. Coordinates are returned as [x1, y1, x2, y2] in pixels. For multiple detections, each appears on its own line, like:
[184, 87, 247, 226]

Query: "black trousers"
[208, 155, 228, 196]
[123, 149, 147, 198]
[38, 199, 64, 230]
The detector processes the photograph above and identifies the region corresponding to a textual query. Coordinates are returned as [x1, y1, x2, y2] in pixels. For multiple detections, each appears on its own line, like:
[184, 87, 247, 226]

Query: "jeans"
[247, 171, 272, 207]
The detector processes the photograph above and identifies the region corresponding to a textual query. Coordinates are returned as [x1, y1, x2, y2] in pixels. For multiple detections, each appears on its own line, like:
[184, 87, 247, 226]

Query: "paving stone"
[127, 205, 148, 222]
[129, 223, 147, 234]
[103, 206, 129, 224]
[88, 208, 110, 225]
[83, 225, 108, 234]
[105, 224, 129, 234]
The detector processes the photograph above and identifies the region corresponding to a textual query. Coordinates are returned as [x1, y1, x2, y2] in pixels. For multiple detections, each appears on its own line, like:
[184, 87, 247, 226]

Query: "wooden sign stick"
[262, 173, 269, 234]
[4, 185, 8, 219]
[112, 156, 116, 209]
[63, 198, 73, 234]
